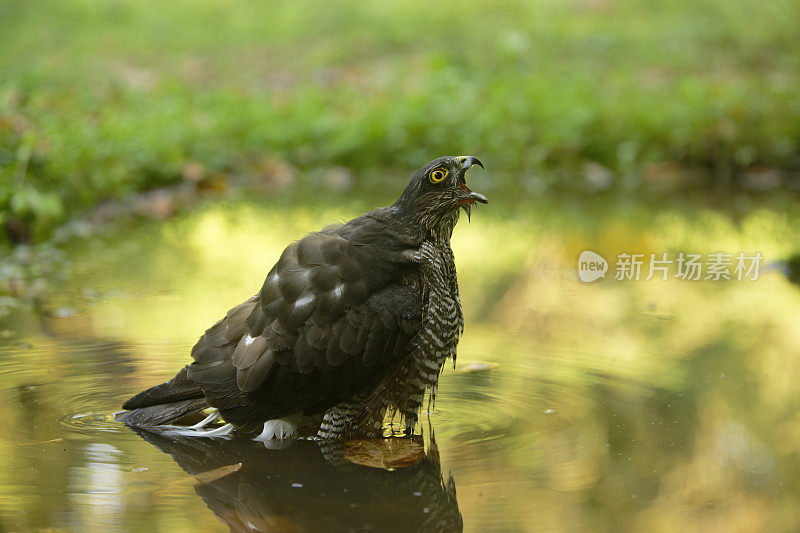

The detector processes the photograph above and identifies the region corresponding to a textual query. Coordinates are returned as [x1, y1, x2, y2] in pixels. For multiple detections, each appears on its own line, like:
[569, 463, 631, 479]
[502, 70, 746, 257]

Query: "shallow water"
[1, 196, 799, 531]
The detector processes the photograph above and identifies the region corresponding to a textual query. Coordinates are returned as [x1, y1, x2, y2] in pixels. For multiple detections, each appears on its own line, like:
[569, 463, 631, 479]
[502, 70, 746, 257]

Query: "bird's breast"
[414, 240, 463, 367]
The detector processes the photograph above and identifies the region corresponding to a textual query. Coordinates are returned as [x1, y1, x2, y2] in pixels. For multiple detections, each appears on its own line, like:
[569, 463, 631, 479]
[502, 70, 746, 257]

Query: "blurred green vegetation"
[1, 0, 800, 247]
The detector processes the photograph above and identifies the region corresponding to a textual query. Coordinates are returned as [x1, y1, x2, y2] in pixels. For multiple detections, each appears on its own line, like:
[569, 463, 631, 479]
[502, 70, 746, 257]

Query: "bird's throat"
[428, 211, 459, 246]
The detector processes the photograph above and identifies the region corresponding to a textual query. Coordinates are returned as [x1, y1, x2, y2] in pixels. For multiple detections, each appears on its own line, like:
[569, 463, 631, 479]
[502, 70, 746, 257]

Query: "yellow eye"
[429, 168, 448, 183]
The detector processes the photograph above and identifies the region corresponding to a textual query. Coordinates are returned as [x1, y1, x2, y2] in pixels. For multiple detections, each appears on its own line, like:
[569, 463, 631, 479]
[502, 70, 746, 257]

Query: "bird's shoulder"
[326, 205, 423, 247]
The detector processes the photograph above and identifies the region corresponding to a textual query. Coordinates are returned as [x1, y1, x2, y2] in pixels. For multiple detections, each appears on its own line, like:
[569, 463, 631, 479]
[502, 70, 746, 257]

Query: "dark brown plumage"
[117, 155, 486, 441]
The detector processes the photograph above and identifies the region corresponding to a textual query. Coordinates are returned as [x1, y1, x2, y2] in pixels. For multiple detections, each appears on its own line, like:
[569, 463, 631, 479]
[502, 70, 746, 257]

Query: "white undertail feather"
[253, 414, 300, 441]
[136, 409, 302, 441]
[155, 423, 234, 437]
[150, 408, 234, 437]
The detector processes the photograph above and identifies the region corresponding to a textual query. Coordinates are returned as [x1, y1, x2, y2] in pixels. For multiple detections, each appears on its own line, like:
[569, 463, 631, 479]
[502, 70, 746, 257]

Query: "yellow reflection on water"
[4, 195, 799, 531]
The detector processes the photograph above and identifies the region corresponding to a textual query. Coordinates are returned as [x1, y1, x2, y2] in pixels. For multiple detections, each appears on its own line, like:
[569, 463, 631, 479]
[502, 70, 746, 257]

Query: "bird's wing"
[186, 215, 423, 424]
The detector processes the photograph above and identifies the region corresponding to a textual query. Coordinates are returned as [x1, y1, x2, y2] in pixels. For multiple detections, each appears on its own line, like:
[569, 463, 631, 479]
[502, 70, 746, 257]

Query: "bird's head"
[393, 155, 488, 234]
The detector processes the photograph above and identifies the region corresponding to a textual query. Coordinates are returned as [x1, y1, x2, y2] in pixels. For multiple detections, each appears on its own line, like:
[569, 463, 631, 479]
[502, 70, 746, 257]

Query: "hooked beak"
[460, 156, 484, 171]
[456, 156, 488, 221]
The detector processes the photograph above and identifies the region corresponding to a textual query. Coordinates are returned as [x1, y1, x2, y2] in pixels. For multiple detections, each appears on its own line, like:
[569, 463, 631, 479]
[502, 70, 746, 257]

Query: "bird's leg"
[356, 403, 388, 438]
[317, 397, 369, 440]
[426, 385, 437, 414]
[403, 412, 419, 436]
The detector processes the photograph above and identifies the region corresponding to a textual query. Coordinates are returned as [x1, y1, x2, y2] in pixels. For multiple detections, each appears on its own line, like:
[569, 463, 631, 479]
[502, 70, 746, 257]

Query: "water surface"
[1, 196, 799, 531]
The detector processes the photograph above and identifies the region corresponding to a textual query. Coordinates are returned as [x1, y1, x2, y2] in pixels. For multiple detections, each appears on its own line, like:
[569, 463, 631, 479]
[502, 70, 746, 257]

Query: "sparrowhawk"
[117, 155, 487, 441]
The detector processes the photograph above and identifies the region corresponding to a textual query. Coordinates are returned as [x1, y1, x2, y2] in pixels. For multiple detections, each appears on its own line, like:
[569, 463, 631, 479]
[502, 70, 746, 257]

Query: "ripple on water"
[0, 337, 148, 440]
[61, 410, 123, 435]
[50, 386, 128, 437]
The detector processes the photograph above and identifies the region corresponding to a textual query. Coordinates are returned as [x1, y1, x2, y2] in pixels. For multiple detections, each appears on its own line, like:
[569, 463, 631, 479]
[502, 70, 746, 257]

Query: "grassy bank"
[1, 0, 799, 246]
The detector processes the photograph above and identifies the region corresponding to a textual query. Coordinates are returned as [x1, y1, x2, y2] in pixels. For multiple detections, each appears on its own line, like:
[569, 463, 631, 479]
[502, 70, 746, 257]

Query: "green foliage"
[1, 0, 799, 246]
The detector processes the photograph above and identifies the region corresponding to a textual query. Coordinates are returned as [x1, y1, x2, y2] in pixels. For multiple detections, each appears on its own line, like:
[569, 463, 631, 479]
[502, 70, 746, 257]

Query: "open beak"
[461, 156, 484, 170]
[457, 156, 488, 222]
[465, 191, 488, 204]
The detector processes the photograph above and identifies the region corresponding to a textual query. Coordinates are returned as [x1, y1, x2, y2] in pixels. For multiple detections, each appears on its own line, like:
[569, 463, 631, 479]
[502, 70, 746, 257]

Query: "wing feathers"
[232, 334, 268, 369]
[184, 211, 423, 424]
[236, 350, 275, 391]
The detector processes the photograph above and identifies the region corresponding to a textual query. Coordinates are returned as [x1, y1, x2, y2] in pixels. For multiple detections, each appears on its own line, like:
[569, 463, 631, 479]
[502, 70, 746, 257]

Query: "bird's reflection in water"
[134, 429, 462, 532]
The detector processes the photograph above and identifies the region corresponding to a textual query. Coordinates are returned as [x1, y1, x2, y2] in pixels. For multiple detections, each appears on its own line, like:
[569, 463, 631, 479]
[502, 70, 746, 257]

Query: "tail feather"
[123, 366, 203, 410]
[118, 365, 208, 428]
[115, 398, 208, 427]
